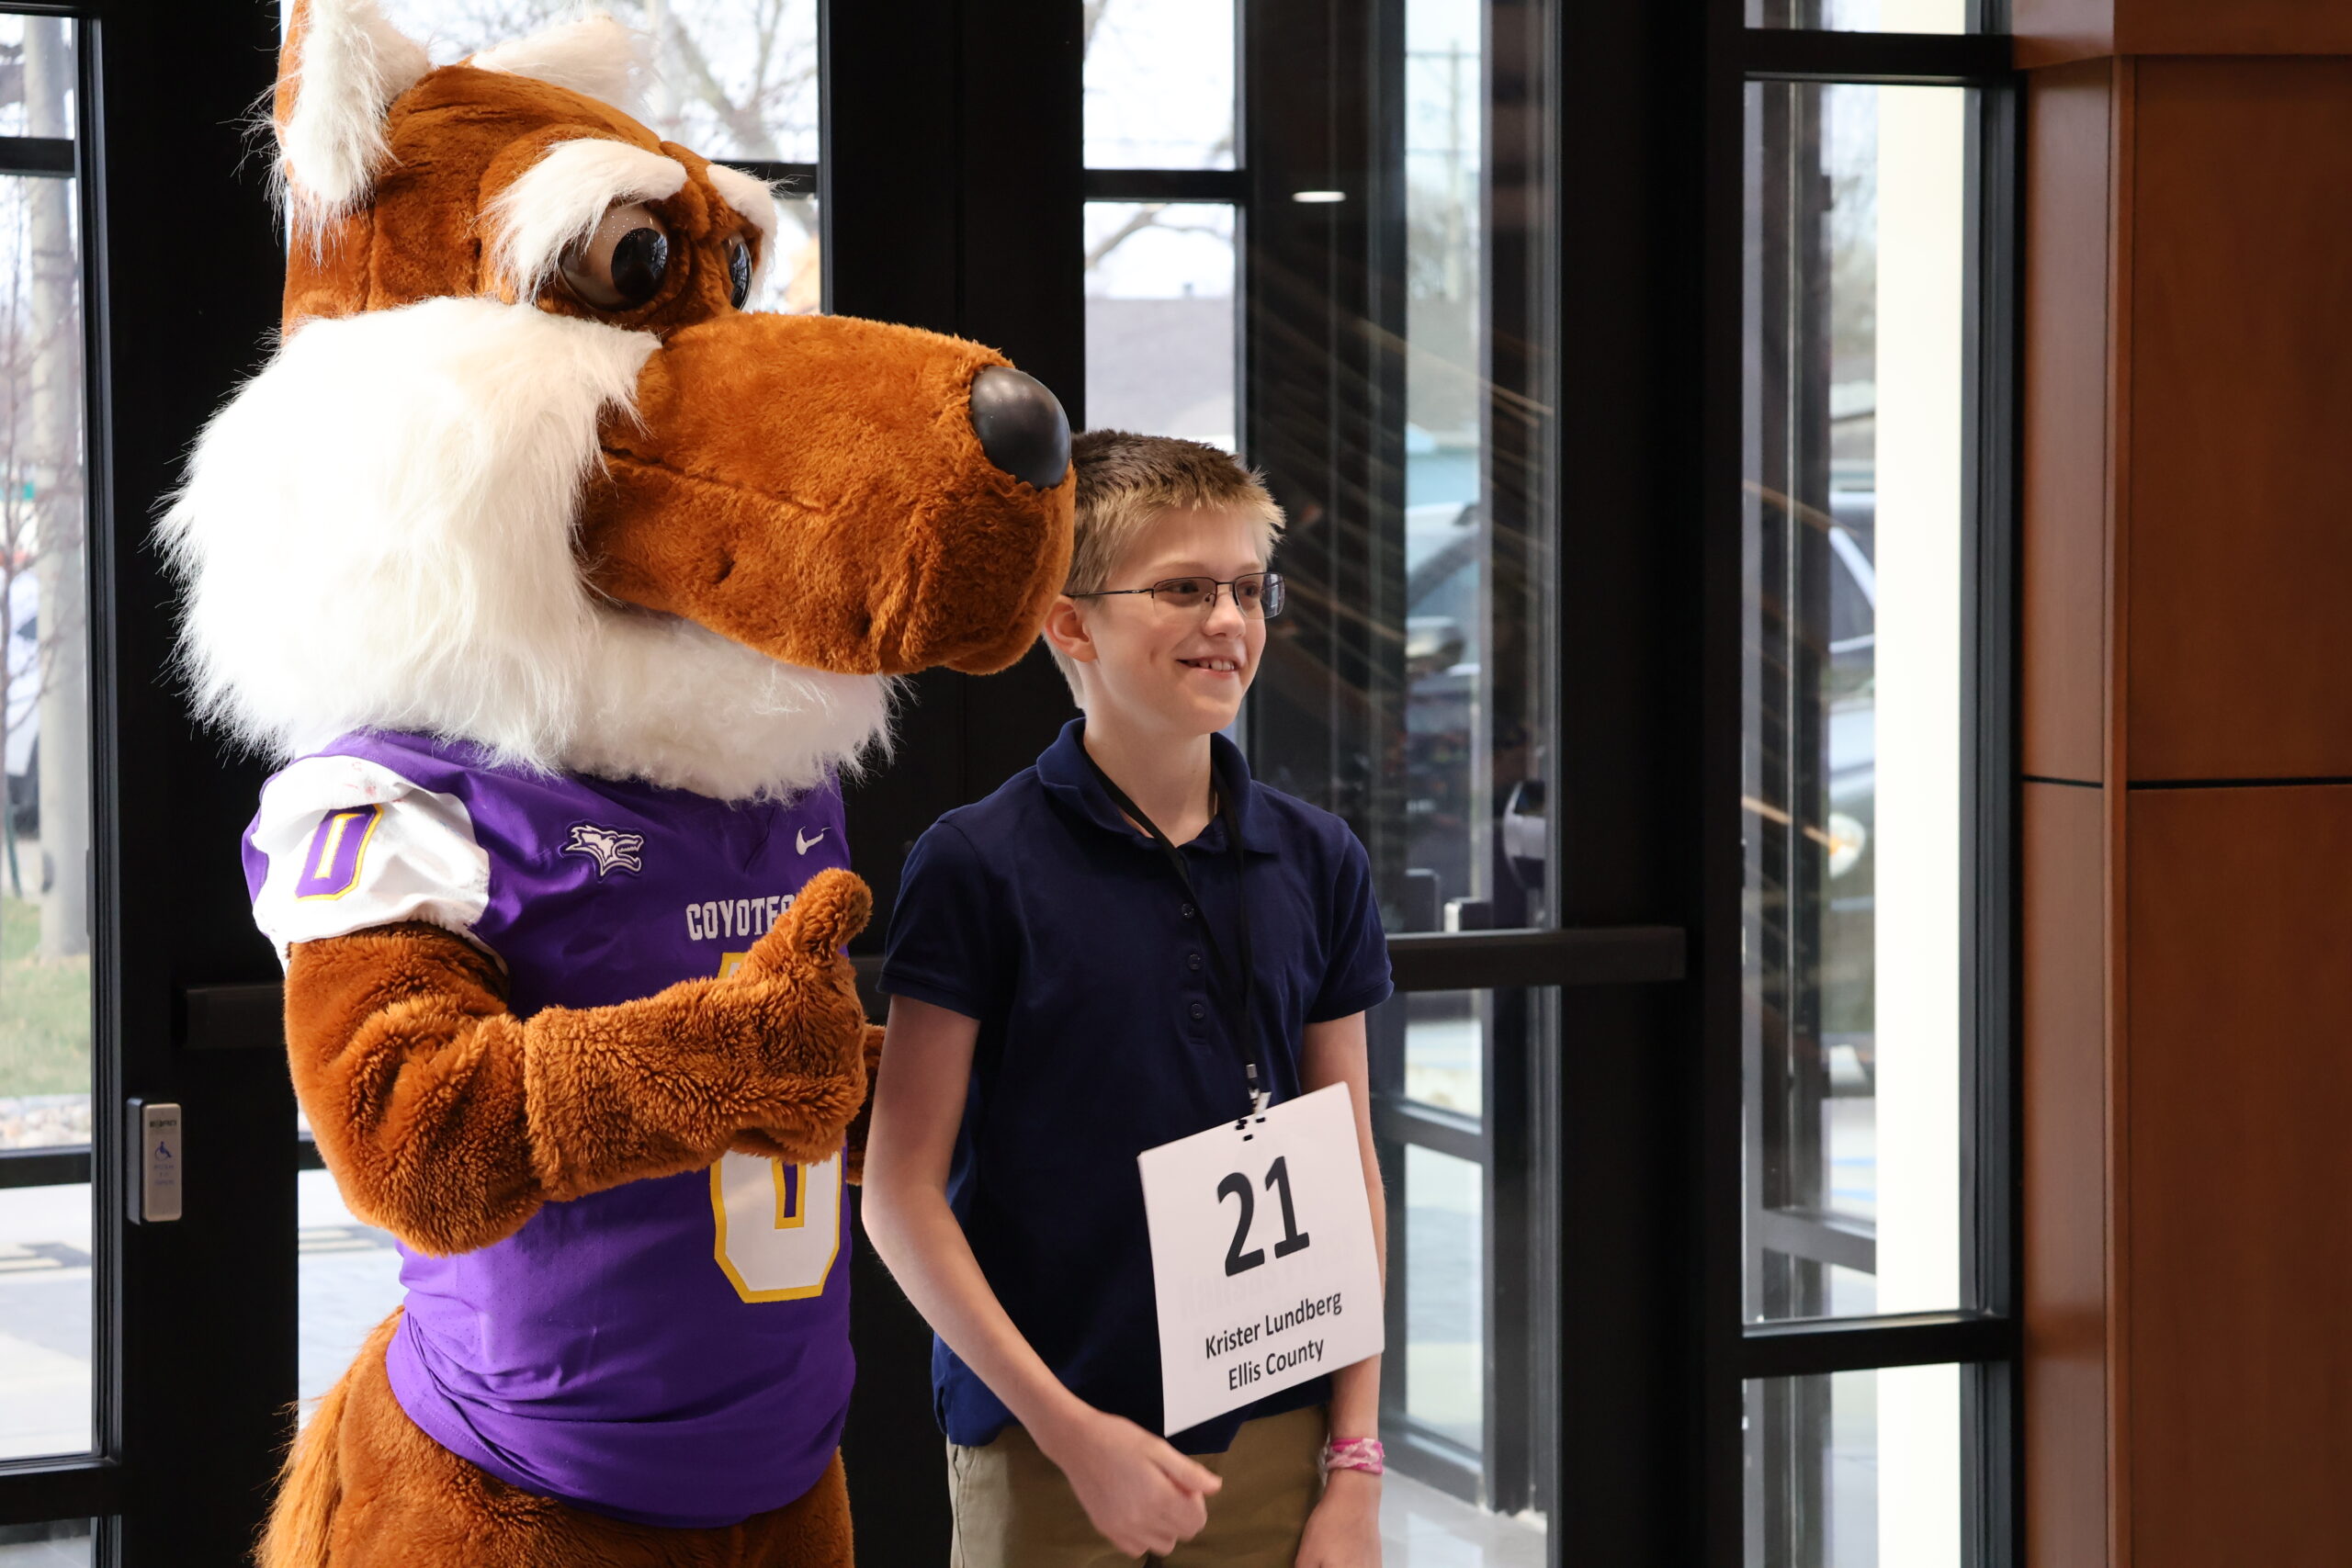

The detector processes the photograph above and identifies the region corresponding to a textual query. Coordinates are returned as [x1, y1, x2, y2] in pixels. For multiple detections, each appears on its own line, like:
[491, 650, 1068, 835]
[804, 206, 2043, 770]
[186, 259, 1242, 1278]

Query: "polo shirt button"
[1187, 953, 1203, 972]
[1189, 1002, 1205, 1021]
[1181, 903, 1196, 919]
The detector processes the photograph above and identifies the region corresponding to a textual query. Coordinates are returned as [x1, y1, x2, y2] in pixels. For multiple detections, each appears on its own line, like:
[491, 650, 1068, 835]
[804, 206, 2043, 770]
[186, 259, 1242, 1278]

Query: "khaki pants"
[947, 1404, 1327, 1568]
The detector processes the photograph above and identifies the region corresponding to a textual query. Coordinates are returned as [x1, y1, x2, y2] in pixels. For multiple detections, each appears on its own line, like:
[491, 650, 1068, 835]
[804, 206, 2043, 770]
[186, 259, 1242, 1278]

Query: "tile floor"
[1380, 1472, 1547, 1568]
[0, 1172, 1551, 1567]
[0, 1484, 1546, 1567]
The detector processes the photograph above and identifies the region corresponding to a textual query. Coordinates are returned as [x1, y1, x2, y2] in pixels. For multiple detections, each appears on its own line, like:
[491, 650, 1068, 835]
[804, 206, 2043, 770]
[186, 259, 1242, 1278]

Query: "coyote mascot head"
[162, 6, 1070, 1565]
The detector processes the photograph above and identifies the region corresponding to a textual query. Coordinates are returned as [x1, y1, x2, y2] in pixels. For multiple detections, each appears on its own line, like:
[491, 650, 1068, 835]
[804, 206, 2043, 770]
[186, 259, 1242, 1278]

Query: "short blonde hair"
[1051, 430, 1286, 704]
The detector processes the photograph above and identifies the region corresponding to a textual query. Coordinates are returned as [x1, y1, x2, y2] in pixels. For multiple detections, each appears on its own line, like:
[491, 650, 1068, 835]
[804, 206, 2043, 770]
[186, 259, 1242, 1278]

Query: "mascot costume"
[160, 5, 1073, 1564]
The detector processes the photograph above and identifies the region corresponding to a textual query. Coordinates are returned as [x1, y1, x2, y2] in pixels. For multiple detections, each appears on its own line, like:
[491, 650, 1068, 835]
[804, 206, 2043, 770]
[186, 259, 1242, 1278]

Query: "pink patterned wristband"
[1321, 1438, 1385, 1476]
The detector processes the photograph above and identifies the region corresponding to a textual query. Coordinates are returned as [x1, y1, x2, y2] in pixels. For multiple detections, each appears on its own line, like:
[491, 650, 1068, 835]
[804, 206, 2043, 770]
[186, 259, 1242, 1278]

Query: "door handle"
[181, 983, 284, 1053]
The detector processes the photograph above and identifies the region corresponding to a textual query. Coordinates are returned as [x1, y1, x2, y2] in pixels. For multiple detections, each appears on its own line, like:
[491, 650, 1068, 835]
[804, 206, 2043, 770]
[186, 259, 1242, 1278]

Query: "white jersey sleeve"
[249, 753, 494, 964]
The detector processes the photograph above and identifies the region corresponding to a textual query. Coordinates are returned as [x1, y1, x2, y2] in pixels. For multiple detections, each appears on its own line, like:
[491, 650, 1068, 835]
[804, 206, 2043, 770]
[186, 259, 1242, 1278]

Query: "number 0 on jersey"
[711, 1149, 843, 1303]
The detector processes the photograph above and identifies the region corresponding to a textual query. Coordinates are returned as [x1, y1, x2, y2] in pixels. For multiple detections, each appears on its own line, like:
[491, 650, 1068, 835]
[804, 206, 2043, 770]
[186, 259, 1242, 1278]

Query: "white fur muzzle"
[159, 296, 891, 802]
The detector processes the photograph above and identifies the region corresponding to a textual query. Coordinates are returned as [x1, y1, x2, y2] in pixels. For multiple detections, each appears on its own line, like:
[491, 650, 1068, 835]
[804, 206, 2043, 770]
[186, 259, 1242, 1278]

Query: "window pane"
[1395, 0, 1512, 935]
[0, 12, 73, 138]
[0, 1180, 90, 1459]
[1250, 0, 1554, 940]
[1744, 1365, 1962, 1568]
[0, 1518, 92, 1563]
[1369, 983, 1551, 1509]
[1243, 0, 1553, 1534]
[1741, 82, 1970, 1320]
[378, 1, 819, 163]
[1082, 0, 1235, 170]
[298, 1166, 403, 1415]
[1083, 201, 1235, 447]
[1402, 990, 1482, 1116]
[1746, 0, 1969, 31]
[1402, 1144, 1480, 1450]
[0, 13, 94, 1463]
[1373, 985, 1544, 1126]
[759, 188, 821, 316]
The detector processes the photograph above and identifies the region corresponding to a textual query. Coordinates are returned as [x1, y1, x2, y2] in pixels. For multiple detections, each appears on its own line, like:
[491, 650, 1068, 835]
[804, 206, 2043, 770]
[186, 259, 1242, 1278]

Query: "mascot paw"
[719, 868, 876, 1160]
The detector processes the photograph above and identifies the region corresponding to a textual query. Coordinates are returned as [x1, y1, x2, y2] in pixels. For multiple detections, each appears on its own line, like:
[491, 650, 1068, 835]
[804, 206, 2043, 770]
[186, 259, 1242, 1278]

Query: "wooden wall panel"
[2125, 785, 2352, 1564]
[2125, 59, 2352, 782]
[2017, 0, 2352, 67]
[2021, 781, 2109, 1568]
[2020, 18, 2352, 1564]
[2013, 0, 2115, 70]
[2123, 1, 2352, 55]
[2021, 62, 2114, 784]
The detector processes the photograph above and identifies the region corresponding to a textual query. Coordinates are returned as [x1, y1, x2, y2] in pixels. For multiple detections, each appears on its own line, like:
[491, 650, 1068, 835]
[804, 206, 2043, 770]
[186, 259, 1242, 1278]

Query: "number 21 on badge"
[1216, 1156, 1314, 1275]
[1137, 1082, 1384, 1435]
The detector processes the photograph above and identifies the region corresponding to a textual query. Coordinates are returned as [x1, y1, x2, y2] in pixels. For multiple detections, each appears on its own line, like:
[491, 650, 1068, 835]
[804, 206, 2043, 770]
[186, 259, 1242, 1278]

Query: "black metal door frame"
[0, 4, 300, 1562]
[1701, 7, 2025, 1568]
[0, 6, 2033, 1565]
[822, 1, 1086, 1560]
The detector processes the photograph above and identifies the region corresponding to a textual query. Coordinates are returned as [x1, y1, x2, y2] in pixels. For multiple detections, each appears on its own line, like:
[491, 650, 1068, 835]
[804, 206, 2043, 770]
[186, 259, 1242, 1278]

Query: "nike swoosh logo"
[797, 827, 830, 856]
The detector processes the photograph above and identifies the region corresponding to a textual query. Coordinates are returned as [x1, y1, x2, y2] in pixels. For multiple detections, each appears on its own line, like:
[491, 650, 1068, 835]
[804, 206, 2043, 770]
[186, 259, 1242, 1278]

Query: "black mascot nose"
[968, 366, 1070, 491]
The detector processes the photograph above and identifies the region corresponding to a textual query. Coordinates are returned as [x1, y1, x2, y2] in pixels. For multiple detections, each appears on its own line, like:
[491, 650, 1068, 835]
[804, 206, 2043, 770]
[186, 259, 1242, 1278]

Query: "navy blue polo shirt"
[879, 717, 1392, 1454]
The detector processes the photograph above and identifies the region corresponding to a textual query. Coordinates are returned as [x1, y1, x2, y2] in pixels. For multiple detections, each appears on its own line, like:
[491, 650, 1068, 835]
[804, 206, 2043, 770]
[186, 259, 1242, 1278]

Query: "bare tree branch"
[1083, 130, 1238, 276]
[1084, 202, 1169, 274]
[658, 10, 784, 161]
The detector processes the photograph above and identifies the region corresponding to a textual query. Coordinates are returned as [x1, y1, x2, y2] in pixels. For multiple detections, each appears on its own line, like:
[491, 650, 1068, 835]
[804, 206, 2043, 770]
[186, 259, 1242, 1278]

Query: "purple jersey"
[244, 729, 853, 1529]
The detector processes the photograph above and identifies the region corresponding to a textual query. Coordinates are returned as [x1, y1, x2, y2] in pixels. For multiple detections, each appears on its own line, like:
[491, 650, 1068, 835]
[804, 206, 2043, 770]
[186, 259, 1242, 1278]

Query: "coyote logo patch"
[563, 823, 645, 877]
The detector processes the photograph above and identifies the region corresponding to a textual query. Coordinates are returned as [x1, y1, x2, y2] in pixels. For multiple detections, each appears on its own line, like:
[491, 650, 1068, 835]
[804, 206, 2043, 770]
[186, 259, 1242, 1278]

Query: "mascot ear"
[272, 0, 432, 235]
[468, 14, 647, 116]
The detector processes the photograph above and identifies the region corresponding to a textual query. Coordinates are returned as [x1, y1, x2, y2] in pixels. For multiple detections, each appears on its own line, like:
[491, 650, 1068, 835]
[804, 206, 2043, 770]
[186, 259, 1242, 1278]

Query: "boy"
[864, 431, 1392, 1568]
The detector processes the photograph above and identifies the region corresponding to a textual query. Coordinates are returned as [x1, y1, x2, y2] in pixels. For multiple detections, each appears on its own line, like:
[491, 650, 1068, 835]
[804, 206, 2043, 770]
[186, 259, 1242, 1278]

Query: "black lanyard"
[1081, 747, 1264, 1121]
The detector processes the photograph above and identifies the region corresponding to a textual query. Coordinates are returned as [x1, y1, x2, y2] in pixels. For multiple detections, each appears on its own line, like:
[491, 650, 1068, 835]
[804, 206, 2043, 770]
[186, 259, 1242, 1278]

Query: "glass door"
[0, 14, 97, 1559]
[0, 5, 303, 1562]
[1079, 1, 1603, 1551]
[1722, 12, 2020, 1567]
[1238, 0, 1578, 1546]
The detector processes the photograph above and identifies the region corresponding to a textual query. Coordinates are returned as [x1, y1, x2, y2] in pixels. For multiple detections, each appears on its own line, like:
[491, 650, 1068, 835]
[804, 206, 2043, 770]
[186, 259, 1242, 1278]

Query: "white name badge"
[1136, 1083, 1384, 1435]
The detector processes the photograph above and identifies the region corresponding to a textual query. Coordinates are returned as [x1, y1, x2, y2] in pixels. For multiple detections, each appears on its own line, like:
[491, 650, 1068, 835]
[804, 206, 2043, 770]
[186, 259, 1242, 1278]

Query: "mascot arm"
[285, 868, 877, 1257]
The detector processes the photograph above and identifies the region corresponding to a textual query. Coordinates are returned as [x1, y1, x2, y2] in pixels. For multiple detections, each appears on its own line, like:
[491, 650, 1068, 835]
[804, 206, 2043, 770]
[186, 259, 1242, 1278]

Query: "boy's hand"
[1039, 1407, 1223, 1559]
[1296, 1467, 1381, 1567]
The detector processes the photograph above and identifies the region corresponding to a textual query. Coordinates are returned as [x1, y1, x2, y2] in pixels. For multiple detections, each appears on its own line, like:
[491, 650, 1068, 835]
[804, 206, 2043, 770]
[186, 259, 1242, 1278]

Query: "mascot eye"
[725, 236, 753, 310]
[560, 204, 672, 310]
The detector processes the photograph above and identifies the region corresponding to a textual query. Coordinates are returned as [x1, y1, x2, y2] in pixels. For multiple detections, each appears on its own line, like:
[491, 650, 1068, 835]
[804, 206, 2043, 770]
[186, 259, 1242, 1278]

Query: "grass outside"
[0, 895, 91, 1098]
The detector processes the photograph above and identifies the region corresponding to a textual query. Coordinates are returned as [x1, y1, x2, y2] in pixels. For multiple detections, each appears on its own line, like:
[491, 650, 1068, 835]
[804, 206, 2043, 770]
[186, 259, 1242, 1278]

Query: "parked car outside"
[1400, 500, 1481, 925]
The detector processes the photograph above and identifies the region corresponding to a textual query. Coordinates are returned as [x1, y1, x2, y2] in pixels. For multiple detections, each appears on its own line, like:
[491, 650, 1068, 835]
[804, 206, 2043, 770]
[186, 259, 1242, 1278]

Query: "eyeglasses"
[1067, 571, 1287, 620]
